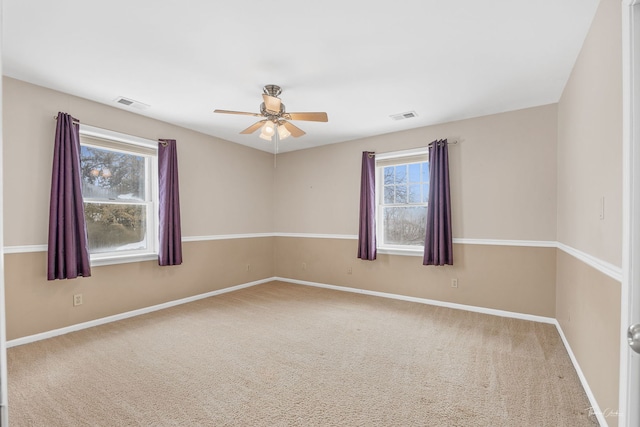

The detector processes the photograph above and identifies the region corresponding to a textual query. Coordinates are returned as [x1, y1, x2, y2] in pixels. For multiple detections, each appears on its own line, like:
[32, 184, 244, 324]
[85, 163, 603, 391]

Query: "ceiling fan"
[214, 85, 328, 141]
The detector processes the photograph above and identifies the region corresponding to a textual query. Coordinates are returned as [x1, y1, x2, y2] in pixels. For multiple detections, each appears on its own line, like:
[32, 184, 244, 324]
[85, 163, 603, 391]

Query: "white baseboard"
[7, 276, 557, 347]
[554, 321, 608, 427]
[276, 277, 605, 426]
[7, 275, 606, 427]
[6, 278, 272, 348]
[275, 277, 556, 324]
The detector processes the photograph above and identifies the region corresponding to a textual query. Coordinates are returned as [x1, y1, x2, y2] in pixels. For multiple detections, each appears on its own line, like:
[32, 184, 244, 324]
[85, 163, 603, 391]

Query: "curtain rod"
[372, 140, 459, 157]
[428, 139, 458, 147]
[53, 115, 168, 146]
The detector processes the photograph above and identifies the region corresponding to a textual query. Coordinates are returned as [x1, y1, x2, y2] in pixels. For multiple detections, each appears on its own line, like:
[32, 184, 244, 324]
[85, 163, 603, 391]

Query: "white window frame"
[79, 124, 159, 266]
[375, 147, 429, 257]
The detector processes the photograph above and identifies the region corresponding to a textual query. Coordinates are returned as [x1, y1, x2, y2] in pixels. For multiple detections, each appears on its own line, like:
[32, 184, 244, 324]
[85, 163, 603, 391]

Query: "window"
[376, 148, 429, 254]
[79, 125, 158, 264]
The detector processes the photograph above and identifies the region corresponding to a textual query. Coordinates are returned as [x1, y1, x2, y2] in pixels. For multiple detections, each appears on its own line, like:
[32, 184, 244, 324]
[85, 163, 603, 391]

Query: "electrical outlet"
[246, 264, 250, 272]
[451, 279, 458, 288]
[73, 294, 83, 306]
[302, 262, 307, 270]
[347, 266, 353, 275]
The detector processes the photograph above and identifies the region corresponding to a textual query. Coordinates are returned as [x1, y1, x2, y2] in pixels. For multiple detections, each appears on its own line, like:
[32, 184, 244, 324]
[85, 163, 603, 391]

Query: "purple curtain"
[423, 139, 453, 266]
[357, 151, 376, 260]
[158, 139, 183, 266]
[47, 112, 91, 280]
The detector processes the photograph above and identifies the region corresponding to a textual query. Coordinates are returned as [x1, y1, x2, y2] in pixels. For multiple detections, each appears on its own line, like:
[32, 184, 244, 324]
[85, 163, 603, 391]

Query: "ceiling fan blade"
[214, 109, 262, 117]
[284, 112, 328, 122]
[282, 121, 306, 137]
[240, 120, 267, 134]
[262, 94, 282, 114]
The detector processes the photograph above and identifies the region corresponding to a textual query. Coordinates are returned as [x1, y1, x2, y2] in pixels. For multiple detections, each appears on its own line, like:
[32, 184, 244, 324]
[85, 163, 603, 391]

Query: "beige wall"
[3, 79, 562, 337]
[275, 104, 558, 241]
[556, 250, 620, 425]
[5, 238, 274, 341]
[557, 0, 622, 267]
[2, 77, 276, 340]
[3, 77, 275, 246]
[1, 1, 626, 421]
[272, 105, 559, 325]
[275, 238, 556, 318]
[556, 0, 623, 425]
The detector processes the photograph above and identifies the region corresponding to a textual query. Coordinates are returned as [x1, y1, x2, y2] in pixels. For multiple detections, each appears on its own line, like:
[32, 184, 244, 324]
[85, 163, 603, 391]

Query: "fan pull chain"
[274, 131, 279, 168]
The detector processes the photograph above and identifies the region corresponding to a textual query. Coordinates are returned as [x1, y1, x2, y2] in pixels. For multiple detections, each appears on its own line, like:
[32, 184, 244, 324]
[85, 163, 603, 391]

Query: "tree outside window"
[80, 141, 154, 255]
[376, 149, 430, 250]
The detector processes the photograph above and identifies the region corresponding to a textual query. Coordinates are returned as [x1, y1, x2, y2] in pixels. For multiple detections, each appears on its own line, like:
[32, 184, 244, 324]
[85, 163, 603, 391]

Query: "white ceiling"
[2, 0, 600, 153]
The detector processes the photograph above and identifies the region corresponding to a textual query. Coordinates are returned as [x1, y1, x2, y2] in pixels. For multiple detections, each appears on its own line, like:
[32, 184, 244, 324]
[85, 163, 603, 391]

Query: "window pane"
[384, 186, 395, 204]
[384, 167, 394, 185]
[383, 206, 427, 246]
[81, 146, 146, 201]
[408, 163, 421, 183]
[421, 162, 430, 182]
[396, 185, 407, 203]
[377, 156, 430, 249]
[394, 165, 407, 184]
[84, 203, 147, 253]
[409, 184, 421, 203]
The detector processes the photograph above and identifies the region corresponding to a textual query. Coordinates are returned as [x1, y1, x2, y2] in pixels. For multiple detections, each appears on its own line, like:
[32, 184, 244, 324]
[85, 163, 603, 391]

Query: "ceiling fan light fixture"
[214, 85, 328, 140]
[277, 123, 291, 140]
[262, 121, 275, 137]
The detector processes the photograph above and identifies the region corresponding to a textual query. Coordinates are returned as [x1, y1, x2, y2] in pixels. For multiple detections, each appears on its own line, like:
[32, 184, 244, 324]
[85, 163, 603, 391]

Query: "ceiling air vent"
[390, 111, 418, 121]
[114, 96, 150, 110]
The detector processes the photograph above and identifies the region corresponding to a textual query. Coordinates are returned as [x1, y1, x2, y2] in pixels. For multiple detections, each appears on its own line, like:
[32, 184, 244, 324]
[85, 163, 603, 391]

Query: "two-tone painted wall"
[1, 0, 623, 423]
[273, 2, 623, 425]
[273, 104, 559, 319]
[556, 0, 623, 425]
[2, 77, 276, 340]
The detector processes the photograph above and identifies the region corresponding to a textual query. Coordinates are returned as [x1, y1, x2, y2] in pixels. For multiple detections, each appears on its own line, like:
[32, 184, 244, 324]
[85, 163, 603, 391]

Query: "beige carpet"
[8, 281, 598, 426]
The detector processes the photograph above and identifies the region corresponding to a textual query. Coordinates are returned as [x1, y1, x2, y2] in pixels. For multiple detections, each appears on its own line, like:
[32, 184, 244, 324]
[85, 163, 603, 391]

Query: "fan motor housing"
[260, 102, 285, 118]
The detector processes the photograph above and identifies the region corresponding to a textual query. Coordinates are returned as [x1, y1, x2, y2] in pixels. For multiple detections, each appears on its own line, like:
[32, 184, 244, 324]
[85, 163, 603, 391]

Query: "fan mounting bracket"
[263, 85, 282, 98]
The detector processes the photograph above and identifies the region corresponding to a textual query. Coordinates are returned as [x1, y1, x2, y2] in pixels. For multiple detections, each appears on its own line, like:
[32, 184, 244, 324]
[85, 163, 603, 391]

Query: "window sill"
[90, 252, 158, 267]
[376, 246, 424, 257]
